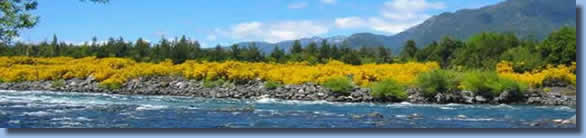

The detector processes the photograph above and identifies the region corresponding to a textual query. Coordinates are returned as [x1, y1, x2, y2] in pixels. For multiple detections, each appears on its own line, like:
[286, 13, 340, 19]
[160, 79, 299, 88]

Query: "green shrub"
[264, 81, 283, 90]
[322, 77, 353, 94]
[460, 71, 526, 97]
[203, 79, 226, 88]
[51, 79, 66, 88]
[415, 70, 460, 97]
[99, 82, 122, 90]
[370, 79, 407, 101]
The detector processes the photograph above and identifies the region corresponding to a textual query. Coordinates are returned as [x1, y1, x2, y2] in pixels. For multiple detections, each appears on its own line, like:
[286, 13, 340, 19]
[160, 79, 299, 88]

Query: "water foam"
[136, 104, 168, 111]
[22, 111, 51, 116]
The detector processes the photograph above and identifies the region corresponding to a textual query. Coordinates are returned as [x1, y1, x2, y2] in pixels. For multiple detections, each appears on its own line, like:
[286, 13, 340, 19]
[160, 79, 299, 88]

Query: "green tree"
[270, 46, 285, 63]
[342, 51, 361, 65]
[538, 27, 576, 65]
[451, 32, 520, 69]
[318, 40, 331, 62]
[291, 40, 303, 54]
[133, 38, 151, 62]
[305, 42, 318, 56]
[230, 44, 241, 60]
[400, 40, 418, 61]
[330, 45, 340, 60]
[242, 43, 264, 62]
[211, 45, 226, 62]
[376, 46, 392, 63]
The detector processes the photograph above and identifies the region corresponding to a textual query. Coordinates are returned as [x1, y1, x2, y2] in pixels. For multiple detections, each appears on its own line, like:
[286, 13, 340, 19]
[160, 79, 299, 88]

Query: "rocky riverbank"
[0, 76, 577, 106]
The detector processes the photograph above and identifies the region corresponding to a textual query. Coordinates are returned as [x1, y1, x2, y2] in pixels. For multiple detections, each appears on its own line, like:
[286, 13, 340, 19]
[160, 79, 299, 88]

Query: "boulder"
[407, 88, 426, 104]
[494, 90, 524, 103]
[562, 115, 576, 125]
[475, 96, 488, 103]
[461, 91, 475, 104]
[367, 112, 384, 120]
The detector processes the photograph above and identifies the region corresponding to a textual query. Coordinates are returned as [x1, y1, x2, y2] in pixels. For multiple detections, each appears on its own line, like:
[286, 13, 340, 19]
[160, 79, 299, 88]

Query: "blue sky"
[19, 0, 503, 47]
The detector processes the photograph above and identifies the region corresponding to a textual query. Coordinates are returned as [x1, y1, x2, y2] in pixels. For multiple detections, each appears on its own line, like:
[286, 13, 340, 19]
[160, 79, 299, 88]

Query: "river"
[0, 90, 576, 128]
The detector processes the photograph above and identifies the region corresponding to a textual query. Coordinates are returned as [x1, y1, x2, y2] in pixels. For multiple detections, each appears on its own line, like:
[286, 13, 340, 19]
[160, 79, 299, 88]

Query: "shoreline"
[0, 76, 577, 106]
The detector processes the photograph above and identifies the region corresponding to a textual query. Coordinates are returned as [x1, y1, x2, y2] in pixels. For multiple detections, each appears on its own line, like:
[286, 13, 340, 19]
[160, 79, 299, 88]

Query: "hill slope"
[230, 0, 576, 54]
[343, 0, 576, 53]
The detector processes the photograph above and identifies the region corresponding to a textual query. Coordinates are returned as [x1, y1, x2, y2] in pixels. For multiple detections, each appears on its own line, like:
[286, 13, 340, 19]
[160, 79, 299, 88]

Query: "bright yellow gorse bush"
[497, 61, 576, 87]
[0, 57, 440, 88]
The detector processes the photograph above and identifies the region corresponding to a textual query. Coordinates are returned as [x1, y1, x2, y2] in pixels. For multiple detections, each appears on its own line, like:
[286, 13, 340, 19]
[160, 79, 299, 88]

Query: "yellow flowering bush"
[497, 61, 576, 87]
[0, 57, 440, 88]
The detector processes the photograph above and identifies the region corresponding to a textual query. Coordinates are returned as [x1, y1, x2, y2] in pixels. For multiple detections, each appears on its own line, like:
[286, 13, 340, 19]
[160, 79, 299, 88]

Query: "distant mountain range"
[229, 0, 576, 54]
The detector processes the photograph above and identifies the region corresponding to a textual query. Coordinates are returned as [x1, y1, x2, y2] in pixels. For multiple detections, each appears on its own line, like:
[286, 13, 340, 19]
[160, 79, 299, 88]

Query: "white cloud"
[288, 2, 308, 9]
[381, 0, 444, 21]
[217, 21, 328, 43]
[334, 0, 444, 34]
[335, 17, 366, 29]
[368, 17, 423, 34]
[321, 0, 337, 4]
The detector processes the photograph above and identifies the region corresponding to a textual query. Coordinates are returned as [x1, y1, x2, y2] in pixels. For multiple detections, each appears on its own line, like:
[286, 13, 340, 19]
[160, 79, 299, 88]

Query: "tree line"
[0, 27, 576, 71]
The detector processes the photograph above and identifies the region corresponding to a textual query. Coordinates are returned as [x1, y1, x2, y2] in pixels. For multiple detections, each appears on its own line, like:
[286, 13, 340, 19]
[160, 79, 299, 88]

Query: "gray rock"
[563, 115, 576, 125]
[407, 88, 426, 104]
[367, 112, 384, 120]
[461, 91, 475, 104]
[475, 96, 487, 103]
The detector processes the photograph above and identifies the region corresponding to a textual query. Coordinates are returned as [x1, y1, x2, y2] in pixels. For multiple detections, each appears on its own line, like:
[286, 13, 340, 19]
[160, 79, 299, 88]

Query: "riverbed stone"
[0, 76, 576, 105]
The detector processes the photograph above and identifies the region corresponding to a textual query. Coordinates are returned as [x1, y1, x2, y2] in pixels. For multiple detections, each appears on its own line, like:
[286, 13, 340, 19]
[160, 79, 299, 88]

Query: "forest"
[0, 27, 576, 73]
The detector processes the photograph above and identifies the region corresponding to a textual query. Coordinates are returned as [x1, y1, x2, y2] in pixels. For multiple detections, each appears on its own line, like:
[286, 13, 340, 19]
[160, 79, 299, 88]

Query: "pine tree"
[270, 46, 285, 63]
[400, 40, 418, 61]
[319, 40, 331, 62]
[230, 44, 241, 60]
[291, 40, 303, 54]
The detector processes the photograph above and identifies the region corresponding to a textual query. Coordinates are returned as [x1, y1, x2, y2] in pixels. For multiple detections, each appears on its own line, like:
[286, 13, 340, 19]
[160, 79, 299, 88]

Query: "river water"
[0, 90, 576, 128]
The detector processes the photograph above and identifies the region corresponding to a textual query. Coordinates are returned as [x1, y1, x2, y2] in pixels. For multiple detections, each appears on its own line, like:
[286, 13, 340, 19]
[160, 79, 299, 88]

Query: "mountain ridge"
[224, 0, 576, 54]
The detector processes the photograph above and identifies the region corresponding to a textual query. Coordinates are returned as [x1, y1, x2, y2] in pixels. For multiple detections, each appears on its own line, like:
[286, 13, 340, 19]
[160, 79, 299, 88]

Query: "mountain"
[344, 0, 576, 53]
[229, 0, 576, 54]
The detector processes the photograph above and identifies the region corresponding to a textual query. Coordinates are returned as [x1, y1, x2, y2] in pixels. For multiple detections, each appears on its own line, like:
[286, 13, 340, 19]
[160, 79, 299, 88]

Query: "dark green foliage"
[376, 46, 392, 64]
[415, 70, 461, 98]
[370, 79, 407, 101]
[417, 37, 463, 68]
[291, 40, 303, 54]
[451, 32, 520, 70]
[264, 81, 283, 90]
[269, 46, 286, 63]
[230, 44, 241, 60]
[318, 40, 331, 62]
[322, 77, 353, 94]
[305, 42, 318, 57]
[240, 43, 264, 62]
[342, 51, 361, 65]
[400, 40, 418, 61]
[538, 26, 576, 65]
[0, 0, 38, 43]
[499, 43, 544, 72]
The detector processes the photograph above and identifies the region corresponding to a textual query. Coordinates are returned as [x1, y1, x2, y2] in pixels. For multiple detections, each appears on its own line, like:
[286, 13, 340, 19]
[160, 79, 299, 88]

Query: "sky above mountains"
[20, 0, 503, 47]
